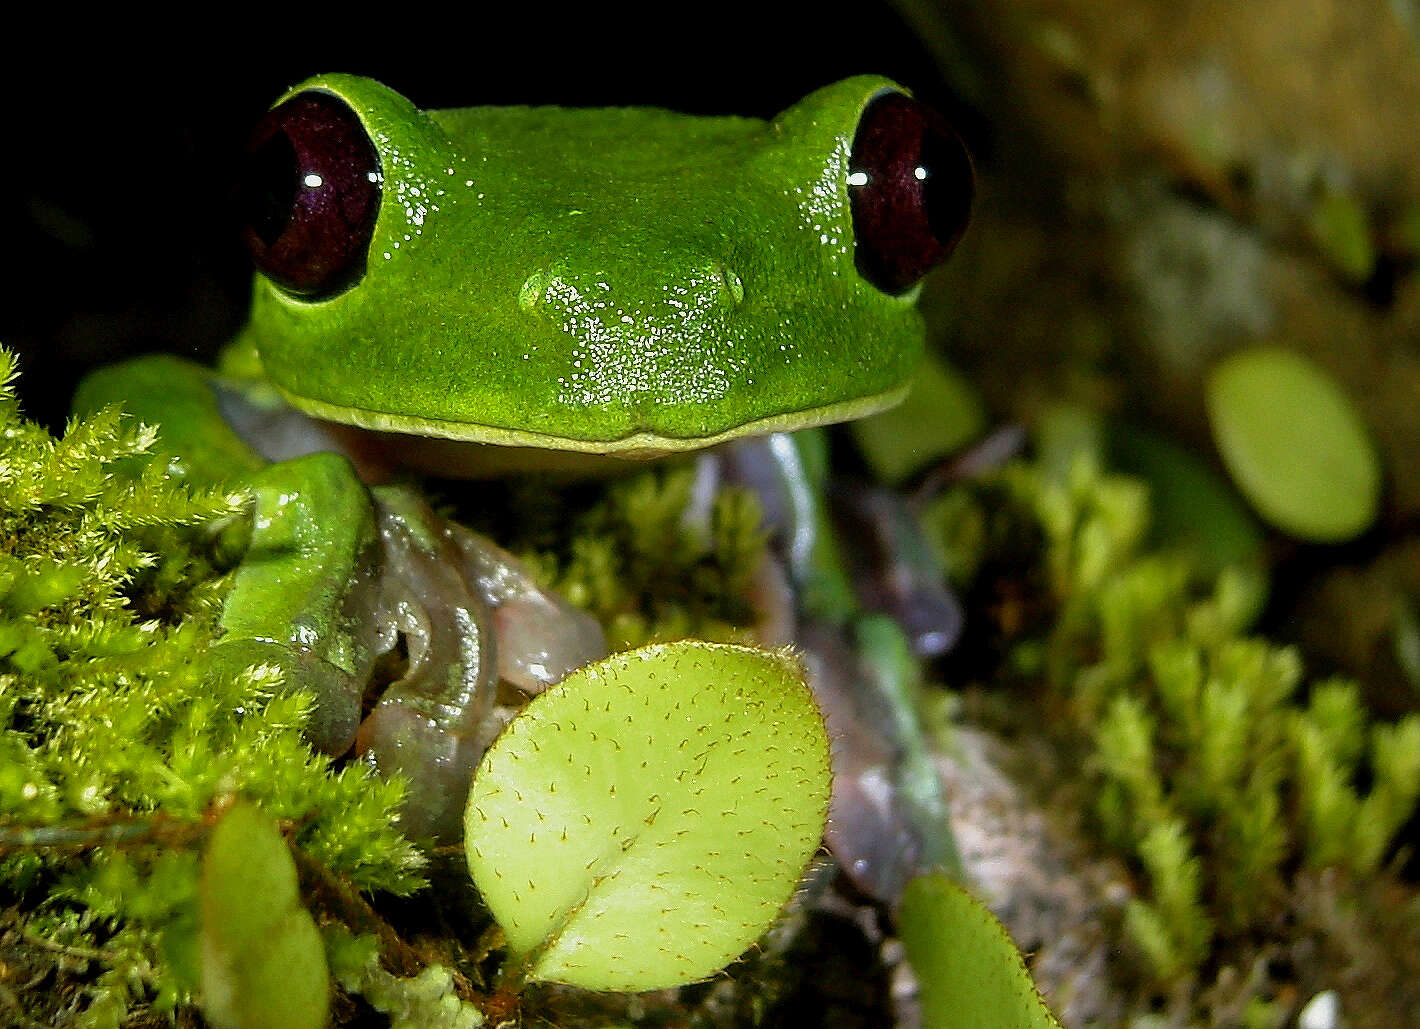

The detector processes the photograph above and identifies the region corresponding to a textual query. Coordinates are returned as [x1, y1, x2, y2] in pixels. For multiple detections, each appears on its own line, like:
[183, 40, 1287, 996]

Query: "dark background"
[1, 8, 971, 431]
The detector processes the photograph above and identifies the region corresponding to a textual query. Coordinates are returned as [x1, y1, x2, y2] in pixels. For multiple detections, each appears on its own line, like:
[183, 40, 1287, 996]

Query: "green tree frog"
[74, 73, 972, 840]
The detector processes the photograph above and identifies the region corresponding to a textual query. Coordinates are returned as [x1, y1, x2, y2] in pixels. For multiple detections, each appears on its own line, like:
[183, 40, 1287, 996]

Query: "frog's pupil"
[848, 92, 973, 296]
[240, 90, 382, 299]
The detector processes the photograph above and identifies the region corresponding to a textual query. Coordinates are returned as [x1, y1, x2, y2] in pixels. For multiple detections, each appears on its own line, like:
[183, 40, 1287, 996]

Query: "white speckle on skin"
[535, 266, 763, 409]
[786, 137, 855, 264]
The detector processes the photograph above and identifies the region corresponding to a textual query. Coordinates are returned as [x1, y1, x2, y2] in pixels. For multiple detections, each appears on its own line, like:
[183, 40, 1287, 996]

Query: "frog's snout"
[515, 259, 746, 329]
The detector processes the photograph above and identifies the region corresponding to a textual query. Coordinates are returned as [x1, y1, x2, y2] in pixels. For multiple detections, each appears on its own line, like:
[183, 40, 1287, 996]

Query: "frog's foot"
[827, 483, 963, 658]
[706, 434, 964, 902]
[356, 487, 607, 842]
[799, 621, 924, 903]
[354, 488, 498, 842]
[444, 523, 607, 695]
[800, 617, 961, 904]
[211, 456, 606, 842]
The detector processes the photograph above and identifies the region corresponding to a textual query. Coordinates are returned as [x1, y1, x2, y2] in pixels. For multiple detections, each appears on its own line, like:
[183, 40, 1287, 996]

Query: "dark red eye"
[241, 91, 381, 298]
[848, 92, 973, 296]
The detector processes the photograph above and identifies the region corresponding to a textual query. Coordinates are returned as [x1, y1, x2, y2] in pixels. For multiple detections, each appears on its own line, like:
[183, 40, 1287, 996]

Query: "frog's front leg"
[211, 453, 385, 757]
[209, 454, 499, 841]
[80, 356, 606, 841]
[78, 355, 390, 757]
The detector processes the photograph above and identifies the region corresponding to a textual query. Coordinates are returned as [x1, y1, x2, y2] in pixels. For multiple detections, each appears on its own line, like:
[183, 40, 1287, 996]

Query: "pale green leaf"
[1206, 347, 1380, 542]
[464, 640, 831, 991]
[852, 353, 986, 484]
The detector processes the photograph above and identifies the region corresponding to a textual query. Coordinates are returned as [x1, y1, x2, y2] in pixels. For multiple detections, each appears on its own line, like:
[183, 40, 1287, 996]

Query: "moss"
[0, 349, 424, 1025]
[931, 442, 1420, 996]
[459, 463, 769, 650]
[326, 926, 483, 1029]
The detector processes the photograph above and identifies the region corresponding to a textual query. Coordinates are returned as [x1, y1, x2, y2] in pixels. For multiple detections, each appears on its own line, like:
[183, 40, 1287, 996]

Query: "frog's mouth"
[276, 381, 912, 460]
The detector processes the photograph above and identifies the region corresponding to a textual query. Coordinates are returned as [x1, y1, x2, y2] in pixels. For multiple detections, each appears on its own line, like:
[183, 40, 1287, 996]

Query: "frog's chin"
[276, 383, 912, 462]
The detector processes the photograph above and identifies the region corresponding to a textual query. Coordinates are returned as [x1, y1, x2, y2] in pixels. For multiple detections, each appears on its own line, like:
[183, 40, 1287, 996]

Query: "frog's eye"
[241, 90, 381, 298]
[848, 92, 973, 296]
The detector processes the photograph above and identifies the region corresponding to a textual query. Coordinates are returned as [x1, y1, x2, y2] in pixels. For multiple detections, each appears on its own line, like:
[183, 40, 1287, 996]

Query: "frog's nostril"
[517, 268, 551, 313]
[716, 264, 746, 305]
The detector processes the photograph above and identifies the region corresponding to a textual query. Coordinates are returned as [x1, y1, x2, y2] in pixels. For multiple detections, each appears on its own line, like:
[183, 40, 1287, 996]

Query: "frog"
[73, 72, 973, 844]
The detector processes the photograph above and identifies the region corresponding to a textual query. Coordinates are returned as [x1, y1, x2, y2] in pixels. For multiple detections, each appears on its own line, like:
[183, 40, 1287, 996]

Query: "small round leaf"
[1110, 421, 1265, 577]
[1206, 346, 1381, 542]
[464, 641, 831, 991]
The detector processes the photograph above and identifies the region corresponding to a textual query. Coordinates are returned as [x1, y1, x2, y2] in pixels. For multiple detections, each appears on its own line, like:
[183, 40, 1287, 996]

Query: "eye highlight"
[848, 92, 974, 296]
[241, 90, 382, 298]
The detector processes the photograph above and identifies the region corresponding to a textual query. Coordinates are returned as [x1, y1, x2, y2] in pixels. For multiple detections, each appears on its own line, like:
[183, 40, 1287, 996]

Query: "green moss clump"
[326, 927, 483, 1029]
[480, 464, 769, 650]
[0, 350, 424, 1026]
[930, 444, 1420, 991]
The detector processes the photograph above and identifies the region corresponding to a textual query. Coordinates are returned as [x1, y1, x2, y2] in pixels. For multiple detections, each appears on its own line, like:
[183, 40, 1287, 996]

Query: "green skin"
[77, 72, 929, 659]
[233, 73, 925, 454]
[73, 76, 936, 840]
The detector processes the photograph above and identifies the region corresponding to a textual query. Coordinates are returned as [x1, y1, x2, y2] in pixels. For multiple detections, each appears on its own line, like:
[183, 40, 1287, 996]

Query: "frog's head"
[240, 74, 972, 455]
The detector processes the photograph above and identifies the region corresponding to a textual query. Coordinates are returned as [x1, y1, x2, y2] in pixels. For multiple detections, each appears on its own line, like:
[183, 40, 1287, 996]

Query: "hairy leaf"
[464, 640, 830, 991]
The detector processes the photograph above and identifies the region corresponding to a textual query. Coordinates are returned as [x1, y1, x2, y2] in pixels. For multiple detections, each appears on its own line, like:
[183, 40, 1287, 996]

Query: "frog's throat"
[275, 383, 911, 459]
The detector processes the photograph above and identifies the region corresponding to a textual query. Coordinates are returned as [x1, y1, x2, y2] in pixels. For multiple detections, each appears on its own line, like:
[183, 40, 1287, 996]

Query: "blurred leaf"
[1393, 594, 1420, 695]
[898, 874, 1062, 1029]
[1206, 347, 1380, 542]
[1307, 187, 1375, 281]
[199, 803, 328, 1029]
[1110, 420, 1265, 579]
[1033, 402, 1105, 486]
[853, 352, 986, 484]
